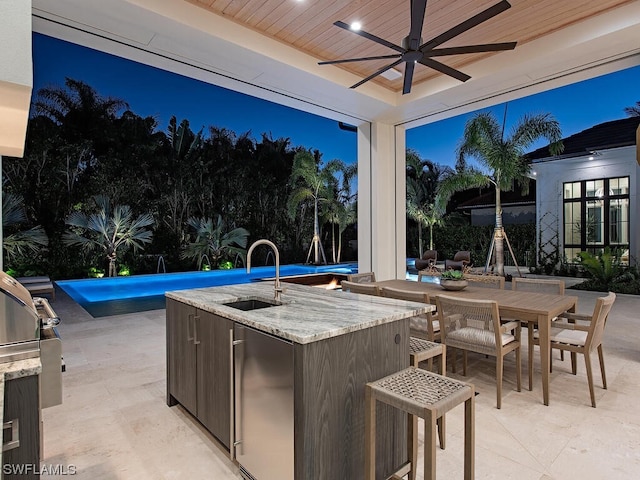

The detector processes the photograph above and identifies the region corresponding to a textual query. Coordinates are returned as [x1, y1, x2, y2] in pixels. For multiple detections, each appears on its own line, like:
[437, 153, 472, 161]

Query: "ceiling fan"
[318, 0, 517, 95]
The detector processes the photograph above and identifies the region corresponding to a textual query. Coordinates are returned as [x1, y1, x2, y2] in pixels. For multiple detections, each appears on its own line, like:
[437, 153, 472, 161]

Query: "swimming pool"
[57, 263, 358, 317]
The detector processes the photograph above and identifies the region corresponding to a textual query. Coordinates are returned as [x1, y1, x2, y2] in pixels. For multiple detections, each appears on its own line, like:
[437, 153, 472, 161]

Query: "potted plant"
[439, 269, 468, 291]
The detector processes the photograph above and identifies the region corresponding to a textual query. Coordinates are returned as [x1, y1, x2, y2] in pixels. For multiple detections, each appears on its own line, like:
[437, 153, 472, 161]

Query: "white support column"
[0, 0, 32, 158]
[0, 155, 2, 272]
[0, 1, 33, 271]
[357, 122, 406, 280]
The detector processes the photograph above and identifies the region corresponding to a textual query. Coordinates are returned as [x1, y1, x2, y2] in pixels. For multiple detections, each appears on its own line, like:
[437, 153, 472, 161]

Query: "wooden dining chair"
[512, 277, 566, 389]
[380, 287, 441, 363]
[341, 280, 380, 296]
[346, 272, 376, 283]
[531, 292, 616, 407]
[512, 277, 565, 295]
[464, 273, 505, 289]
[436, 294, 521, 409]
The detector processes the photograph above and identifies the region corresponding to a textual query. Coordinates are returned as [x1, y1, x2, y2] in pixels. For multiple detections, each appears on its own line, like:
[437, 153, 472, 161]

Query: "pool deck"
[42, 274, 640, 479]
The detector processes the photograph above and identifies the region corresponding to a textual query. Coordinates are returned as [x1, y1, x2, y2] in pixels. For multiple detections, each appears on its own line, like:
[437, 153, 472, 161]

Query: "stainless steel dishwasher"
[234, 324, 294, 480]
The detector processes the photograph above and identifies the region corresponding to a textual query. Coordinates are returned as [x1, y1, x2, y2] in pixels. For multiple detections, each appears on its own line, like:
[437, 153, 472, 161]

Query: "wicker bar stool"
[408, 338, 447, 470]
[365, 367, 474, 480]
[409, 337, 446, 373]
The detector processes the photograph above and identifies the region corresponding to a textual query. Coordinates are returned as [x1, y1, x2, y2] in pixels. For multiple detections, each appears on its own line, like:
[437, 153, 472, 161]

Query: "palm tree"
[436, 110, 563, 276]
[324, 161, 357, 263]
[287, 150, 343, 264]
[335, 201, 357, 263]
[2, 193, 49, 265]
[406, 150, 449, 255]
[181, 215, 249, 269]
[63, 195, 154, 277]
[624, 101, 640, 117]
[33, 78, 128, 151]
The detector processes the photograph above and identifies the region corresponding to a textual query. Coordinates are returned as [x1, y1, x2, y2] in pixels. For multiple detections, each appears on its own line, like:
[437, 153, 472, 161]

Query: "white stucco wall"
[0, 0, 33, 157]
[532, 145, 639, 266]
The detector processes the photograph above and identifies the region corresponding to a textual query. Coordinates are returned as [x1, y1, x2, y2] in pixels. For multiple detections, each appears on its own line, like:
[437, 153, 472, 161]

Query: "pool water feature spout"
[156, 255, 166, 274]
[247, 239, 282, 302]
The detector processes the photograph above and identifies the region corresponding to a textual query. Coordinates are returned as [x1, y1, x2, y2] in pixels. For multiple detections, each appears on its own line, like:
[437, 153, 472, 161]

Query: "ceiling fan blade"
[334, 21, 405, 53]
[318, 54, 402, 65]
[408, 0, 428, 50]
[419, 0, 512, 51]
[426, 42, 517, 57]
[403, 61, 416, 94]
[351, 59, 405, 89]
[418, 58, 471, 82]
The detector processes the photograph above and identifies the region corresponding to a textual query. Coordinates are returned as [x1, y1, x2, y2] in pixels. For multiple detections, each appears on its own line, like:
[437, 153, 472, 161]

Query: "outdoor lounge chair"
[414, 250, 438, 271]
[444, 251, 471, 271]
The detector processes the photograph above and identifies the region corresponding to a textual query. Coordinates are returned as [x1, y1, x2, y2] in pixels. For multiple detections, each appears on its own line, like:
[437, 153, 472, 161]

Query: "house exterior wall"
[532, 145, 638, 267]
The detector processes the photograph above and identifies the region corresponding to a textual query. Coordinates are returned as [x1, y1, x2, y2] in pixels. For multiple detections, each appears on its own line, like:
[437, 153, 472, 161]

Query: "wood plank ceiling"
[187, 0, 635, 93]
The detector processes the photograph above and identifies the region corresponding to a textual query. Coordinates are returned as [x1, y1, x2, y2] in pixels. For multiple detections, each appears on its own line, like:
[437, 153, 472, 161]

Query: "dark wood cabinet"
[196, 310, 232, 448]
[166, 299, 232, 450]
[3, 375, 40, 479]
[168, 295, 410, 479]
[294, 318, 409, 480]
[166, 299, 197, 414]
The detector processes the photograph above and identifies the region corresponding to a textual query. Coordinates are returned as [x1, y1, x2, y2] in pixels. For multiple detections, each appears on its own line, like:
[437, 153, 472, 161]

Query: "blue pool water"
[57, 263, 357, 317]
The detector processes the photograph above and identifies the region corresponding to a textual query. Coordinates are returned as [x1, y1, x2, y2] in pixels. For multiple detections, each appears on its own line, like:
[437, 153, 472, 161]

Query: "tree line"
[2, 78, 356, 278]
[9, 76, 620, 280]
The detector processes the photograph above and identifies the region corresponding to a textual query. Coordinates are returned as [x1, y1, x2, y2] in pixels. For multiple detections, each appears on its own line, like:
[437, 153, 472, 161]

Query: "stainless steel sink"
[223, 299, 281, 311]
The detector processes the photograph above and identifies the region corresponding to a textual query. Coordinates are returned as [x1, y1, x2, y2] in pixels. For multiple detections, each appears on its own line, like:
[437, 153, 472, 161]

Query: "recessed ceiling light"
[380, 68, 403, 80]
[589, 156, 595, 160]
[350, 21, 362, 31]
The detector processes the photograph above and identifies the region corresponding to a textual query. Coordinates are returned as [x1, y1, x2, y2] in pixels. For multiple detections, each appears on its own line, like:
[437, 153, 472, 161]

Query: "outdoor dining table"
[372, 279, 579, 406]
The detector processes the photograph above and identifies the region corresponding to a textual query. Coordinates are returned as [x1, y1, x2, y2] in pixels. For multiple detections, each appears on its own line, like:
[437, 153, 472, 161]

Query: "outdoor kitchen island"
[166, 281, 432, 480]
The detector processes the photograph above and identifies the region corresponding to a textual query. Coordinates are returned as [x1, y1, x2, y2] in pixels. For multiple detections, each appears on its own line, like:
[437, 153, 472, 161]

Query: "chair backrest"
[453, 251, 471, 263]
[346, 272, 376, 283]
[585, 292, 616, 351]
[435, 294, 502, 354]
[380, 287, 430, 304]
[381, 287, 438, 340]
[512, 277, 565, 295]
[465, 273, 505, 289]
[341, 280, 380, 296]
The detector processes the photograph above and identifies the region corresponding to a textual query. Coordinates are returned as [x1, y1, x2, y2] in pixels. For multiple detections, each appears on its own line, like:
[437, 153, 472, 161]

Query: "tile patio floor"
[41, 283, 640, 479]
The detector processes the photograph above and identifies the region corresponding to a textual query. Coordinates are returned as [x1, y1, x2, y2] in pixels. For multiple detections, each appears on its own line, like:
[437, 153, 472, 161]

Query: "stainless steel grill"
[0, 271, 62, 407]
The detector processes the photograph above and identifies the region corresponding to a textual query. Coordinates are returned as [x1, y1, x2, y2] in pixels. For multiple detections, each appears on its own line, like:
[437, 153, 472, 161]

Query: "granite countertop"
[0, 357, 42, 468]
[166, 281, 434, 344]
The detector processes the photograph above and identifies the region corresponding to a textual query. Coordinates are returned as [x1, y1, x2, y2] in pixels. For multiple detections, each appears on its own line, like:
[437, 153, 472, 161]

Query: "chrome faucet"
[246, 239, 283, 301]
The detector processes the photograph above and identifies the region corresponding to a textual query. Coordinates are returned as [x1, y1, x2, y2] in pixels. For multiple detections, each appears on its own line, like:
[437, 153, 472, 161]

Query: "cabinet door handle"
[187, 313, 194, 343]
[2, 418, 20, 452]
[193, 315, 201, 345]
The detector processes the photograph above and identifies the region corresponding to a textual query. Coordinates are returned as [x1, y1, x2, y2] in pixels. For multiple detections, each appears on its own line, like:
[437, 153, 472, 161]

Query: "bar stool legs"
[365, 367, 474, 480]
